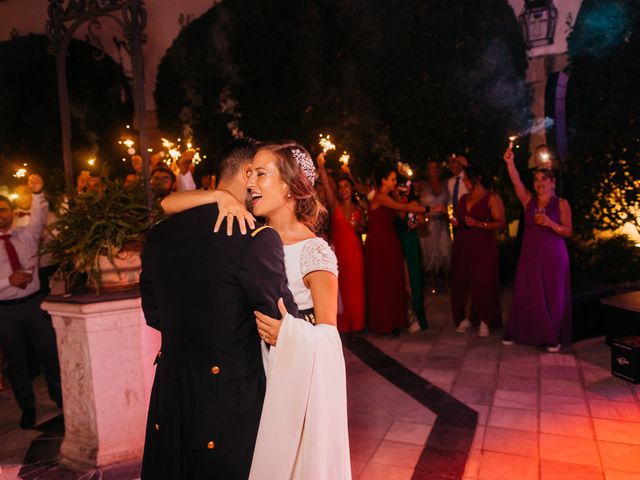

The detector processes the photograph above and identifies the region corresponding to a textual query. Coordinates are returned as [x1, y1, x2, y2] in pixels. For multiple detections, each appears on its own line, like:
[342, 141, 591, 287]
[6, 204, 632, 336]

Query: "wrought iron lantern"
[519, 0, 558, 49]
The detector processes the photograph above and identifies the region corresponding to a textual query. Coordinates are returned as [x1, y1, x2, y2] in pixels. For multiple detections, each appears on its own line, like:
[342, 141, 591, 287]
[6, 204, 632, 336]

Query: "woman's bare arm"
[161, 189, 255, 235]
[161, 189, 220, 214]
[305, 271, 338, 326]
[503, 149, 531, 207]
[374, 193, 427, 214]
[316, 153, 338, 209]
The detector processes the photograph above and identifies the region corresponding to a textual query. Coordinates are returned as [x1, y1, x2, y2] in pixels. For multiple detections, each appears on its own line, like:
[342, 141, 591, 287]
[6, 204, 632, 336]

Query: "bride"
[162, 141, 351, 479]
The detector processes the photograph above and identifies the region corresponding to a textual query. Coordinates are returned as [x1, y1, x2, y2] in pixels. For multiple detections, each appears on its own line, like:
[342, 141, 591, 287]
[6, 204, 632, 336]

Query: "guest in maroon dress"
[317, 153, 367, 333]
[502, 148, 572, 352]
[365, 164, 427, 335]
[451, 164, 506, 337]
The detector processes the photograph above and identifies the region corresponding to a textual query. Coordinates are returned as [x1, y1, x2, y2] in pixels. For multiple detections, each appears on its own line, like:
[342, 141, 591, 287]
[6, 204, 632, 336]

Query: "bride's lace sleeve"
[300, 238, 338, 278]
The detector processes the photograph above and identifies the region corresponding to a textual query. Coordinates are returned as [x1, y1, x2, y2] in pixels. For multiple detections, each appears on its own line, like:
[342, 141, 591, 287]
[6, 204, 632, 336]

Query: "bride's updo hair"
[257, 141, 327, 231]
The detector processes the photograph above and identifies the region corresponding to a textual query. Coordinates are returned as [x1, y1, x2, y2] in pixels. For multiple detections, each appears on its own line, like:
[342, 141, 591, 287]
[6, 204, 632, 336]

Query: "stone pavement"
[1, 290, 639, 479]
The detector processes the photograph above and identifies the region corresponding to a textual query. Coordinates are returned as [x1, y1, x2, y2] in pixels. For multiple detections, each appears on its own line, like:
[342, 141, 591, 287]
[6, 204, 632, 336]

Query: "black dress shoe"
[20, 408, 36, 429]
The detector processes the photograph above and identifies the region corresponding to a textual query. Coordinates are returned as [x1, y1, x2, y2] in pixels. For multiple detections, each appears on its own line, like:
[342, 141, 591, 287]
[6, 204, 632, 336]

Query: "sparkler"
[508, 135, 518, 149]
[318, 134, 336, 153]
[397, 161, 414, 179]
[339, 151, 350, 166]
[87, 158, 96, 167]
[14, 168, 27, 179]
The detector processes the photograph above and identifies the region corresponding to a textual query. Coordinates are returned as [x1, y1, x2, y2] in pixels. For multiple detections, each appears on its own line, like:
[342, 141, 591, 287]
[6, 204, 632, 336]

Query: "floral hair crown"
[291, 147, 315, 185]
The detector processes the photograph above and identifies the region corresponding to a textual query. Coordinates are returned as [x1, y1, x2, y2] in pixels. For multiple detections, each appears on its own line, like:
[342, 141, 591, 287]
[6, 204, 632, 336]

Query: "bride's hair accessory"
[291, 148, 316, 186]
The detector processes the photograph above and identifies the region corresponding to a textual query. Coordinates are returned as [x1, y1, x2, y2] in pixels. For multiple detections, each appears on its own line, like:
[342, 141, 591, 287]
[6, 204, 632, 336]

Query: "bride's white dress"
[249, 237, 352, 480]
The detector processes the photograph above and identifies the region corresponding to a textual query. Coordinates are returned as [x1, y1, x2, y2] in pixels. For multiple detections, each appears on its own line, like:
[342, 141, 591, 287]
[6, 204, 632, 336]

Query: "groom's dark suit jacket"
[140, 204, 298, 480]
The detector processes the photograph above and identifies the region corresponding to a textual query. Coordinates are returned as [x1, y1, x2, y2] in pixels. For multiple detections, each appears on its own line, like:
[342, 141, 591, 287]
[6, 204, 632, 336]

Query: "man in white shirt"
[0, 175, 62, 429]
[447, 154, 469, 212]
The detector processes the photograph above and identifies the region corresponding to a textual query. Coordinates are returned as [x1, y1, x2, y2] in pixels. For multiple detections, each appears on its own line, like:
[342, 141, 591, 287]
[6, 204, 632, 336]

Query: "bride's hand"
[255, 298, 288, 346]
[213, 189, 256, 235]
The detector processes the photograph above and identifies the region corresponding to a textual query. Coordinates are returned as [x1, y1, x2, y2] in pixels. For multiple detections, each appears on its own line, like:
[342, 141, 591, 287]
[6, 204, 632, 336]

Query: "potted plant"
[42, 174, 157, 294]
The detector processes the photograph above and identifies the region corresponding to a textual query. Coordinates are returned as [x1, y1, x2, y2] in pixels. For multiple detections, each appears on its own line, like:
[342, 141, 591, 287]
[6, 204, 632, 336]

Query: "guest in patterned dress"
[417, 160, 452, 293]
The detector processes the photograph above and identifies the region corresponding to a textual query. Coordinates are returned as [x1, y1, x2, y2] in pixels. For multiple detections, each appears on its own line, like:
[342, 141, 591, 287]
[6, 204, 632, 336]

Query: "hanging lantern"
[519, 0, 558, 49]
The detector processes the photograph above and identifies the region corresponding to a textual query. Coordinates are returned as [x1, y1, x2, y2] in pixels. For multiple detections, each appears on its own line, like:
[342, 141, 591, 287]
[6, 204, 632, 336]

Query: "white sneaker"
[502, 339, 514, 346]
[456, 318, 471, 333]
[546, 344, 561, 353]
[478, 322, 490, 337]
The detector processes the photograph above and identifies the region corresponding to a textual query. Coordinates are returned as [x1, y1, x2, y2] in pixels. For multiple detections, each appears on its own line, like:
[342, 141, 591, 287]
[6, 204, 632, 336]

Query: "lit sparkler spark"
[397, 161, 413, 179]
[540, 152, 551, 164]
[87, 158, 96, 167]
[318, 134, 336, 153]
[123, 139, 135, 149]
[14, 168, 27, 178]
[339, 152, 350, 166]
[508, 135, 518, 149]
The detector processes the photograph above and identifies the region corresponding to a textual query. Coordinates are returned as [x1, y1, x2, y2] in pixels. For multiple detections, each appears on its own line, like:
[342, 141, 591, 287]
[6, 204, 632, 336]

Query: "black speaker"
[611, 337, 640, 384]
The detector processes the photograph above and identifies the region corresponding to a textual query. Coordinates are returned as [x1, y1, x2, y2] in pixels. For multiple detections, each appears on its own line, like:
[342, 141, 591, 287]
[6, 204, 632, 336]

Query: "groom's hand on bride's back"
[255, 298, 288, 346]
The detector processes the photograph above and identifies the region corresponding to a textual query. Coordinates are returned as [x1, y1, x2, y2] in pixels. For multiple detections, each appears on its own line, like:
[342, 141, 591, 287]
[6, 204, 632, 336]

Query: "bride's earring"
[287, 192, 292, 198]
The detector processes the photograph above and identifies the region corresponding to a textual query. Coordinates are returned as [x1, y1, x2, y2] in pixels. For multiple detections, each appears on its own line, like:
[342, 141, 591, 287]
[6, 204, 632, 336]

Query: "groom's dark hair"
[215, 137, 260, 187]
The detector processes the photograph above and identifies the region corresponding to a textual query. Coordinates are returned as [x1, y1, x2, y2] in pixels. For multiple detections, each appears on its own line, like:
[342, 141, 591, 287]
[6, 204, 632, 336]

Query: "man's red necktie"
[0, 234, 22, 272]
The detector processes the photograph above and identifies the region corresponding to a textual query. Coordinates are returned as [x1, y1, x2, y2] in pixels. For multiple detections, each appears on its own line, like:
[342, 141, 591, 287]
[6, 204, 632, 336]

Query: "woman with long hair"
[317, 153, 366, 333]
[161, 141, 351, 479]
[450, 164, 505, 337]
[365, 163, 427, 335]
[502, 148, 572, 352]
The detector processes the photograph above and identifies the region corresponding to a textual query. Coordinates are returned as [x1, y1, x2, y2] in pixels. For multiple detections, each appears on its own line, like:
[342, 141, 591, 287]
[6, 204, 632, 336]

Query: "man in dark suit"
[140, 139, 298, 480]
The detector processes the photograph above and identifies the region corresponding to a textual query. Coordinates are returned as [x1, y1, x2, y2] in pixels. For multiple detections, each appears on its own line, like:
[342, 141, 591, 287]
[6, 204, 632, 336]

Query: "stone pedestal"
[42, 294, 160, 470]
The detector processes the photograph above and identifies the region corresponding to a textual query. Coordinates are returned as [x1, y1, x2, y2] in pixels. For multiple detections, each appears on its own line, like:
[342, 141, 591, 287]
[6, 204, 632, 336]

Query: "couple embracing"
[139, 139, 351, 479]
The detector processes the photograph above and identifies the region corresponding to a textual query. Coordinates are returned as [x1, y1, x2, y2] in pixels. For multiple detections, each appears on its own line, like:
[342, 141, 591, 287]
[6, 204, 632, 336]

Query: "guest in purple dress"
[502, 148, 573, 352]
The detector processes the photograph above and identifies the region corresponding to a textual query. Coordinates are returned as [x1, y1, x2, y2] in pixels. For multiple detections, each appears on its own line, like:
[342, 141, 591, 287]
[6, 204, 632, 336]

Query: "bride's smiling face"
[246, 150, 290, 218]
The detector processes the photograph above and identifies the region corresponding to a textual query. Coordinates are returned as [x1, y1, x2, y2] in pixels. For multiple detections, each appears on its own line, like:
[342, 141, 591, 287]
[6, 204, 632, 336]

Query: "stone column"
[42, 295, 160, 470]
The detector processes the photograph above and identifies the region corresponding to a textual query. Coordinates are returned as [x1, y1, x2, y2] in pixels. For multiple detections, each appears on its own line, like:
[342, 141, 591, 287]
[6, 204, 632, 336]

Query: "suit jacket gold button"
[207, 441, 215, 449]
[211, 366, 220, 375]
[154, 423, 159, 431]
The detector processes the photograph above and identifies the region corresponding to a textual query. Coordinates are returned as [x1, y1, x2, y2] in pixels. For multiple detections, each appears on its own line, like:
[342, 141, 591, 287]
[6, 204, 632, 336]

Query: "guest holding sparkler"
[317, 153, 366, 333]
[451, 164, 505, 337]
[502, 147, 572, 352]
[365, 163, 426, 335]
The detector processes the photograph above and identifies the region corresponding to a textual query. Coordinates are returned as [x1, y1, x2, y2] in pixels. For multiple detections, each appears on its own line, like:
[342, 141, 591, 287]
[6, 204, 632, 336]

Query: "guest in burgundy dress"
[502, 148, 572, 352]
[365, 164, 426, 335]
[450, 164, 506, 337]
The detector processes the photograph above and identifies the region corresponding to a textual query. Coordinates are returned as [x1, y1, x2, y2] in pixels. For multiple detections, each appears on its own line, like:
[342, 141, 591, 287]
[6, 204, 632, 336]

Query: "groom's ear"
[242, 163, 253, 182]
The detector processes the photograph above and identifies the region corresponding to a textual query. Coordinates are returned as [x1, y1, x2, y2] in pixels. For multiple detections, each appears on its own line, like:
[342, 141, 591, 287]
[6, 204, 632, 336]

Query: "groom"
[140, 138, 298, 479]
